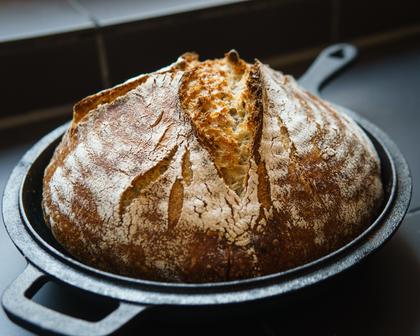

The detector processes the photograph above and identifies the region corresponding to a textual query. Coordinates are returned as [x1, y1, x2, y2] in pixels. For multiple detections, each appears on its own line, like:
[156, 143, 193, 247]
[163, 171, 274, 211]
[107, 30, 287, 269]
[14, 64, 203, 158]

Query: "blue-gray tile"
[0, 0, 93, 43]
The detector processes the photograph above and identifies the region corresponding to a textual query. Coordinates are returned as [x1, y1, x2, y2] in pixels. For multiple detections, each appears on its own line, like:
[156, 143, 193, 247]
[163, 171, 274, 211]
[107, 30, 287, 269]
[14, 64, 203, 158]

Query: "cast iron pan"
[1, 44, 412, 336]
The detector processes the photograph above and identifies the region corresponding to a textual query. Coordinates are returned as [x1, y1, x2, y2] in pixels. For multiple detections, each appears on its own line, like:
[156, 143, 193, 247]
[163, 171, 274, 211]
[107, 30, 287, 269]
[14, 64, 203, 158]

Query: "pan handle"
[298, 43, 358, 96]
[2, 264, 146, 336]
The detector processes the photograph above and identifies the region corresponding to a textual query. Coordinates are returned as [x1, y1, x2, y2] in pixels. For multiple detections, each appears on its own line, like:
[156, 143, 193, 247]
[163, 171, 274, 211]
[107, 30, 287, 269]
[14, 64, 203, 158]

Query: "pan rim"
[2, 105, 411, 305]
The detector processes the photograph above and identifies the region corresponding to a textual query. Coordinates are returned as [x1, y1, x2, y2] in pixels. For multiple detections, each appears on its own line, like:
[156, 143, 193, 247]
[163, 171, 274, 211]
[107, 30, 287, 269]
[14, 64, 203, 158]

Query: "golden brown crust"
[42, 51, 383, 283]
[179, 51, 254, 195]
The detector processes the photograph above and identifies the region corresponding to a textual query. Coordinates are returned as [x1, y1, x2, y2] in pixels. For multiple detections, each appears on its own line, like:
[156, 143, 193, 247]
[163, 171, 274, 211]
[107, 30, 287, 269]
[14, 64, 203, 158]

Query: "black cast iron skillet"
[1, 44, 412, 336]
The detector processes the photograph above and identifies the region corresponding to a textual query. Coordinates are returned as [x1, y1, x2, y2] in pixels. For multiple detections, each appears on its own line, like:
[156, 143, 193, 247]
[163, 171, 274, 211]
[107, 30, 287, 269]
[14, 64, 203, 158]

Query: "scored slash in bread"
[42, 50, 383, 283]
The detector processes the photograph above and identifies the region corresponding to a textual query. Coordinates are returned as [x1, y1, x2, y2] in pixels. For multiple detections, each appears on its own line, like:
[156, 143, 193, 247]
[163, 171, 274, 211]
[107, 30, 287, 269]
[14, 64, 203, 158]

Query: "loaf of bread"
[42, 50, 383, 282]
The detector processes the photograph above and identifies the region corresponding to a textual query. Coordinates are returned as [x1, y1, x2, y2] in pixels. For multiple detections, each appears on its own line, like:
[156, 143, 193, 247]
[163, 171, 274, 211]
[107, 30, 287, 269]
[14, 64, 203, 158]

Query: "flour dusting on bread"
[42, 51, 383, 282]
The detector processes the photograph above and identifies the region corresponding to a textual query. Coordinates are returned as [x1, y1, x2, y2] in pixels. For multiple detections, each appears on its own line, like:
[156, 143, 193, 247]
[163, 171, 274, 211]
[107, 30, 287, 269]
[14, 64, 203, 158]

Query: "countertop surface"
[1, 42, 419, 335]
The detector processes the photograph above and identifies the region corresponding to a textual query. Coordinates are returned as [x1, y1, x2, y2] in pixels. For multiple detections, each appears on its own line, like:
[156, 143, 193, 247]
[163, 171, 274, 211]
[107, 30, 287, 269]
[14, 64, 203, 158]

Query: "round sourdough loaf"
[42, 51, 383, 283]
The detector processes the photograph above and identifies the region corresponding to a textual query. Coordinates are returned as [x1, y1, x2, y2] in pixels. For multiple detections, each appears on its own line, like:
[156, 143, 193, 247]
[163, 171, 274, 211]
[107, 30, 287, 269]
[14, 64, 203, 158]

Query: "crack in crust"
[168, 179, 184, 230]
[43, 51, 384, 283]
[119, 145, 179, 218]
[181, 149, 193, 185]
[179, 50, 257, 196]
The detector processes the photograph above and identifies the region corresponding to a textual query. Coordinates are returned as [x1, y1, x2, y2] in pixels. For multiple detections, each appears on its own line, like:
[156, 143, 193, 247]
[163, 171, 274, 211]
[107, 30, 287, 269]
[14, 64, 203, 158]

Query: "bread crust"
[42, 51, 383, 282]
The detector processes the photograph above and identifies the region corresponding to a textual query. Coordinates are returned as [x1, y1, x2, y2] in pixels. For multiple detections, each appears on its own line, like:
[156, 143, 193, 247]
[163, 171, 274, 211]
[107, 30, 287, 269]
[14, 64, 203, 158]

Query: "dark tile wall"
[103, 0, 331, 84]
[338, 0, 420, 39]
[1, 0, 420, 118]
[0, 33, 103, 116]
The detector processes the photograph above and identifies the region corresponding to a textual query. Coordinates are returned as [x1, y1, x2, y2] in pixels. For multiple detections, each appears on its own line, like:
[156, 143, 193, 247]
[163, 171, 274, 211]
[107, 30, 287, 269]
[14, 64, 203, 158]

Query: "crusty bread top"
[42, 51, 383, 282]
[180, 50, 256, 195]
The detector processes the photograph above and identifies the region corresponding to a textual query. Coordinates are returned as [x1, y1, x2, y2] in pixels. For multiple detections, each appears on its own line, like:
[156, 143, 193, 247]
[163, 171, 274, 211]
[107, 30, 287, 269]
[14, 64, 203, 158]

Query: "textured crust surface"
[42, 51, 384, 282]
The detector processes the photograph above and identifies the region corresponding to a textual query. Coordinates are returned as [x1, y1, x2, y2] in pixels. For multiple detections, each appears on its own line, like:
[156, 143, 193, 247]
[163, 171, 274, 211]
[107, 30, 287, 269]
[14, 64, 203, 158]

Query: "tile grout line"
[330, 0, 340, 42]
[95, 33, 111, 88]
[67, 0, 111, 88]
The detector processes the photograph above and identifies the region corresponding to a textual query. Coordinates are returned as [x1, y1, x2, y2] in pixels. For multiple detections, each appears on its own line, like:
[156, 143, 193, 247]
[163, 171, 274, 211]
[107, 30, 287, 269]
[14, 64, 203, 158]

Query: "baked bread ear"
[42, 50, 383, 282]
